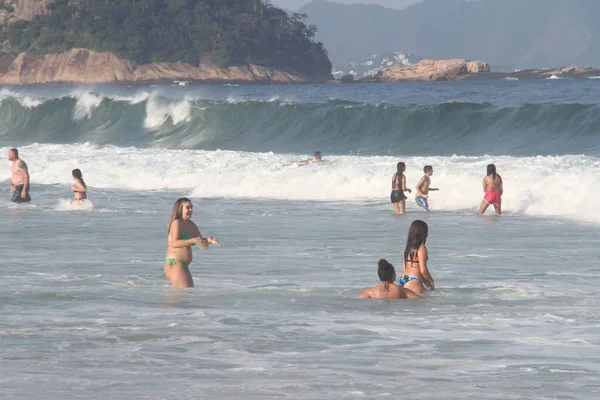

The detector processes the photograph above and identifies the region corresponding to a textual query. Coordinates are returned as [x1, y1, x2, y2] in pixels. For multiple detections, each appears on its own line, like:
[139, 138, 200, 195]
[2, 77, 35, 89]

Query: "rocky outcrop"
[0, 0, 52, 24]
[0, 49, 329, 85]
[456, 65, 600, 81]
[506, 65, 600, 79]
[362, 59, 491, 82]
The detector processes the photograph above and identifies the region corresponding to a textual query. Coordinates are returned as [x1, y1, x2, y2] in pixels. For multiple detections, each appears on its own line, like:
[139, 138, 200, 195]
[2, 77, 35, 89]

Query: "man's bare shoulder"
[17, 159, 28, 170]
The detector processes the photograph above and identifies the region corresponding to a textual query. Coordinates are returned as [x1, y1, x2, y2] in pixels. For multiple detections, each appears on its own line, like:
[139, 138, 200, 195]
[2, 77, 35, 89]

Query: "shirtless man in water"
[357, 259, 421, 299]
[8, 148, 31, 203]
[415, 165, 438, 211]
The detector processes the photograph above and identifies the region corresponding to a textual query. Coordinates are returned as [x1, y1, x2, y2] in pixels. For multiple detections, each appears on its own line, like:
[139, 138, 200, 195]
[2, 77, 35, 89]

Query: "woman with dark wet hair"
[357, 259, 421, 299]
[478, 164, 503, 215]
[399, 220, 434, 294]
[71, 169, 87, 204]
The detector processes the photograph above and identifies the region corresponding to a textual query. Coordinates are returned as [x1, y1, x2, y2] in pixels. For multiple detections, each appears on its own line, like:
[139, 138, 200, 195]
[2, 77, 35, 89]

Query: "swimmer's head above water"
[377, 259, 396, 282]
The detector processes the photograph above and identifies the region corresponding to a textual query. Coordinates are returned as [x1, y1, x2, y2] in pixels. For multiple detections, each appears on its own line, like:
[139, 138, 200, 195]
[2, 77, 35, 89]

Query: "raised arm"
[417, 245, 435, 290]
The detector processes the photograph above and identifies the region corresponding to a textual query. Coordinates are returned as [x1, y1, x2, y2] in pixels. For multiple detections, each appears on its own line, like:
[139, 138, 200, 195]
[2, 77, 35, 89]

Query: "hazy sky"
[270, 0, 423, 11]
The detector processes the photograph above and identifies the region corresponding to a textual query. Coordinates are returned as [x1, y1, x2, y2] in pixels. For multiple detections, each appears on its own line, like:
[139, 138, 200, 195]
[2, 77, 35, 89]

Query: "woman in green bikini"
[164, 198, 220, 288]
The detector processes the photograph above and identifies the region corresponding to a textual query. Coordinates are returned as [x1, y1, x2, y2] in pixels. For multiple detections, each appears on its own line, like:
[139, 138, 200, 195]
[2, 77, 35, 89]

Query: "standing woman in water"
[71, 169, 87, 204]
[478, 164, 503, 215]
[390, 162, 411, 214]
[399, 220, 434, 295]
[164, 198, 220, 288]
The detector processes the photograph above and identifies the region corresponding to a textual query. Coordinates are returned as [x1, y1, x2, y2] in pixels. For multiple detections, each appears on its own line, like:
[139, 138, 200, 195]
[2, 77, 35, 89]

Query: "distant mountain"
[299, 0, 600, 70]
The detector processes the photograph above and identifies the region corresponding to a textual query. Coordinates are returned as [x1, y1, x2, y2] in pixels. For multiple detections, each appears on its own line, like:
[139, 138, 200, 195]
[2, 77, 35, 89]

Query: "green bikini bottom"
[165, 258, 189, 270]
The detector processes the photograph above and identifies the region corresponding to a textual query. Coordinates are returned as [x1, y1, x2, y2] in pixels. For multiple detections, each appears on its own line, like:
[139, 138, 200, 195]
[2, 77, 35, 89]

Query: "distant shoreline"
[335, 60, 600, 84]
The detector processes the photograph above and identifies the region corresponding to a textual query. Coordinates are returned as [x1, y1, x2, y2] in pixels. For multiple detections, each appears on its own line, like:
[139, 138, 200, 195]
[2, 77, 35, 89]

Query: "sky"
[270, 0, 423, 11]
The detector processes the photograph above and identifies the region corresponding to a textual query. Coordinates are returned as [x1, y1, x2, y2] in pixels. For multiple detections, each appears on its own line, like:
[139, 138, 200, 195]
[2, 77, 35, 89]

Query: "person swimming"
[478, 164, 503, 215]
[296, 151, 324, 164]
[399, 220, 435, 295]
[357, 259, 421, 299]
[71, 169, 87, 204]
[390, 161, 412, 214]
[163, 198, 221, 288]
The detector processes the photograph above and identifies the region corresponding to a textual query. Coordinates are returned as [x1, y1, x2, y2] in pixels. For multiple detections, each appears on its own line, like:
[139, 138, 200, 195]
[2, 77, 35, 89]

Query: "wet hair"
[403, 220, 429, 264]
[394, 162, 406, 187]
[72, 169, 86, 188]
[486, 164, 497, 180]
[314, 151, 322, 160]
[423, 165, 433, 174]
[397, 162, 405, 175]
[9, 148, 18, 157]
[167, 197, 192, 234]
[377, 259, 396, 282]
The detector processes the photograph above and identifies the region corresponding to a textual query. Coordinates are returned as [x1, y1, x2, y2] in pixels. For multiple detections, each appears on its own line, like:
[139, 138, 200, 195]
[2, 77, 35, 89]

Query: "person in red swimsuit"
[478, 164, 503, 215]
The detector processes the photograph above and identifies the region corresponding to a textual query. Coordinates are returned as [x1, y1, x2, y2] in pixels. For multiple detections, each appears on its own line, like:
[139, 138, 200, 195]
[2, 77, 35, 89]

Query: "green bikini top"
[180, 232, 192, 240]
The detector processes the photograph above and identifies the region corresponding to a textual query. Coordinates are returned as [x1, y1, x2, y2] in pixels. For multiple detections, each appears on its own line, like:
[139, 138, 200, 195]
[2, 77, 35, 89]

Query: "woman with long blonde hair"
[164, 198, 220, 288]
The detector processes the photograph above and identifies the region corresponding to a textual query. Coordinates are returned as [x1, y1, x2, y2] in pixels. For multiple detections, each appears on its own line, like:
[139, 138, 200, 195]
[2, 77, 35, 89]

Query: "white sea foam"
[55, 198, 95, 211]
[143, 93, 192, 128]
[2, 144, 599, 224]
[0, 88, 44, 108]
[72, 90, 105, 120]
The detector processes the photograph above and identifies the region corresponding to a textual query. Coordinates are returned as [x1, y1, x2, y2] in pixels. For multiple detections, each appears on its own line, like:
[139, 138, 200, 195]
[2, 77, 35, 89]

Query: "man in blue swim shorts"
[415, 165, 438, 211]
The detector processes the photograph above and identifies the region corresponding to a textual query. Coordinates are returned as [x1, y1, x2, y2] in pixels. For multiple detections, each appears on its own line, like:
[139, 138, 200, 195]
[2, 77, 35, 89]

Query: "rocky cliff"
[361, 59, 491, 82]
[0, 49, 328, 85]
[0, 0, 51, 24]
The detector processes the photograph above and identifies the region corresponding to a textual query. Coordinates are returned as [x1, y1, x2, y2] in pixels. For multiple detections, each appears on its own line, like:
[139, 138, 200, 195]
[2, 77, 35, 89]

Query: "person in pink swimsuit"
[478, 164, 503, 215]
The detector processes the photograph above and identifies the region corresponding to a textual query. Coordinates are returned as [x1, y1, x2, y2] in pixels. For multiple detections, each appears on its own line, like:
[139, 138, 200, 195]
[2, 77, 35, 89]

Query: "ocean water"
[1, 80, 600, 399]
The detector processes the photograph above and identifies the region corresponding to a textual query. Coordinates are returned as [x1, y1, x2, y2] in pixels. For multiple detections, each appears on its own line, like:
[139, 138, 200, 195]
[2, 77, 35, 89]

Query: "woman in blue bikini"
[399, 220, 435, 294]
[164, 198, 220, 288]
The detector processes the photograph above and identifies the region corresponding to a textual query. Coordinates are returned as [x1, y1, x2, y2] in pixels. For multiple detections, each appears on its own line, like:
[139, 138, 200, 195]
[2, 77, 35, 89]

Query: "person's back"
[400, 220, 435, 295]
[358, 281, 420, 299]
[478, 164, 503, 215]
[357, 259, 421, 299]
[484, 174, 503, 192]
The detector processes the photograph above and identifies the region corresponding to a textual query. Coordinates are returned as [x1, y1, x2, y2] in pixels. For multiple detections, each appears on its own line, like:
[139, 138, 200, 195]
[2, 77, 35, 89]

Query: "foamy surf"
[55, 198, 94, 211]
[1, 143, 599, 224]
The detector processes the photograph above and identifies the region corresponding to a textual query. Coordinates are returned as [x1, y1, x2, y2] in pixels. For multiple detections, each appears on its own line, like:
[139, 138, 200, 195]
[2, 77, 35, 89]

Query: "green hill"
[299, 0, 600, 70]
[0, 0, 332, 78]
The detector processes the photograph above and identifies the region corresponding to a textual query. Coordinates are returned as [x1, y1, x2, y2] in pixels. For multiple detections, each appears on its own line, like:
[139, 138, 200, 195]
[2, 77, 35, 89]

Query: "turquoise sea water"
[1, 80, 600, 399]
